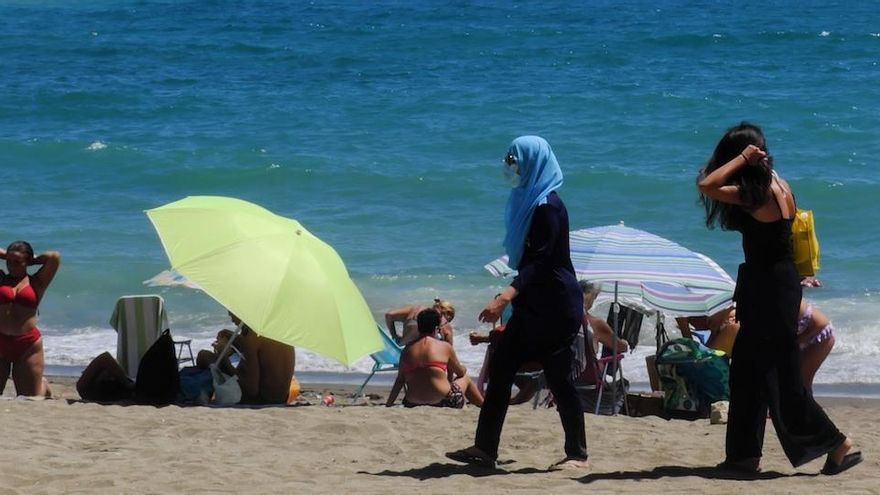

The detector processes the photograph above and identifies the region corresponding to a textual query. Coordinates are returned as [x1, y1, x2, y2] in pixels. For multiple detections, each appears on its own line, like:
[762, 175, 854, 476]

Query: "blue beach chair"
[351, 325, 403, 400]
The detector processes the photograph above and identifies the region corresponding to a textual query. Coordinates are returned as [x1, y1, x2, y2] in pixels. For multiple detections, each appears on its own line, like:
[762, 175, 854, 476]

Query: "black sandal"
[445, 446, 496, 469]
[821, 451, 863, 476]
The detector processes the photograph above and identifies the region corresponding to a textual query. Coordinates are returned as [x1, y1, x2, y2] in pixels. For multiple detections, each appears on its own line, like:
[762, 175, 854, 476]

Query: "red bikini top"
[0, 284, 38, 308]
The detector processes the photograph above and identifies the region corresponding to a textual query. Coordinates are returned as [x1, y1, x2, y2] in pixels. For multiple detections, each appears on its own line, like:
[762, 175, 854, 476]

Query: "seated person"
[795, 299, 835, 390]
[469, 280, 626, 406]
[385, 298, 455, 345]
[676, 299, 834, 390]
[76, 351, 134, 402]
[386, 309, 482, 408]
[675, 306, 737, 355]
[197, 312, 295, 404]
[469, 327, 543, 405]
[196, 329, 237, 373]
[709, 301, 833, 392]
[580, 280, 629, 355]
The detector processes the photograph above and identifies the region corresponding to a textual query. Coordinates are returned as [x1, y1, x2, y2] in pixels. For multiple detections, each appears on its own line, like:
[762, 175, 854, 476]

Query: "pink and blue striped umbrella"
[485, 224, 735, 317]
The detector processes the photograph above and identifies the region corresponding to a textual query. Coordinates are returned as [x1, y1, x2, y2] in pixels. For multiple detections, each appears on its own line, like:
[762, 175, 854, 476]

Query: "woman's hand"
[741, 144, 767, 166]
[479, 286, 517, 323]
[469, 331, 489, 346]
[479, 297, 507, 324]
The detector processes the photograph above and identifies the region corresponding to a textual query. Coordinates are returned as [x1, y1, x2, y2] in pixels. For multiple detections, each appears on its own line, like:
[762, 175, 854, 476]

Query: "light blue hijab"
[503, 135, 564, 269]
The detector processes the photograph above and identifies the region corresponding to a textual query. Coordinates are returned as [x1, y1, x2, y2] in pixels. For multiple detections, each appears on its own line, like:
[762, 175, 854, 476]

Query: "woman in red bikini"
[0, 241, 60, 397]
[386, 308, 482, 408]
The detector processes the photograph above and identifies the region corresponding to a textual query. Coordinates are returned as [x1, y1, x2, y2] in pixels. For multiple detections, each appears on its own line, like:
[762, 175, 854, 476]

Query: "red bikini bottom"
[0, 328, 42, 361]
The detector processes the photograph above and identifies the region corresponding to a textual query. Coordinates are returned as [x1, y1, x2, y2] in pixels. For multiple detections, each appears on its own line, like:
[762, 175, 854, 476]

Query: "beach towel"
[110, 295, 169, 379]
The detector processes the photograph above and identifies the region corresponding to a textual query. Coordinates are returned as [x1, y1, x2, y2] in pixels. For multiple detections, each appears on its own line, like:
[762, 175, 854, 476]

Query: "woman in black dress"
[446, 136, 587, 470]
[698, 122, 861, 475]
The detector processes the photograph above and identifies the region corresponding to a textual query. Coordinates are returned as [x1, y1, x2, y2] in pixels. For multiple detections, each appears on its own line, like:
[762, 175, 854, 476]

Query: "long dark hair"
[699, 122, 774, 230]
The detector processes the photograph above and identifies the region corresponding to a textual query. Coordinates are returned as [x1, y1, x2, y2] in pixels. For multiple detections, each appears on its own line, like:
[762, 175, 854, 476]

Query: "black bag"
[135, 329, 180, 405]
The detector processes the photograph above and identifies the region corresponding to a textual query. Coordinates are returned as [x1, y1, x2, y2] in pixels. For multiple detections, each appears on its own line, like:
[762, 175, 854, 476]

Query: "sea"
[2, 1, 878, 391]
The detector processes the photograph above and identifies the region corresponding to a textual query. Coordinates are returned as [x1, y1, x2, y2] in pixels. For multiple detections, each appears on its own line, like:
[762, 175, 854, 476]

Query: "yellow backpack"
[791, 208, 820, 277]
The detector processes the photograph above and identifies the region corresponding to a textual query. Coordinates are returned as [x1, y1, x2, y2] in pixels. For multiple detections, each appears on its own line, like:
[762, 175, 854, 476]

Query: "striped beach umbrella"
[485, 223, 735, 317]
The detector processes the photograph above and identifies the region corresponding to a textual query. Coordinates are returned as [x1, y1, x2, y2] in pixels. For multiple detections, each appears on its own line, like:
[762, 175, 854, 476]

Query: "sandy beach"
[0, 376, 875, 494]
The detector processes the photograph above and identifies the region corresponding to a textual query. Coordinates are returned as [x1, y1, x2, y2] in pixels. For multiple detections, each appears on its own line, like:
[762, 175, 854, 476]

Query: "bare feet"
[829, 437, 853, 465]
[548, 457, 589, 471]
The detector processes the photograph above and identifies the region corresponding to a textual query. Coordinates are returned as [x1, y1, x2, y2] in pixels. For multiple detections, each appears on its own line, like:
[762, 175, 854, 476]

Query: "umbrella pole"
[213, 323, 243, 370]
[611, 282, 620, 416]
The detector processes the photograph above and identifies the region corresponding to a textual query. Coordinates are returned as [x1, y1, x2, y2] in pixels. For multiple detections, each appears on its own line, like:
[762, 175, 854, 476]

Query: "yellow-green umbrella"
[145, 196, 381, 366]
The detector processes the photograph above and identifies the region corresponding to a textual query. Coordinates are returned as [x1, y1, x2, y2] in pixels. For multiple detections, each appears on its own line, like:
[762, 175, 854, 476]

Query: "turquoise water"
[2, 1, 878, 384]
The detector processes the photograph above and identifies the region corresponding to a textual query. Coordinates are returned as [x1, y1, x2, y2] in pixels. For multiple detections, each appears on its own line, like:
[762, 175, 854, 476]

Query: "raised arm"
[698, 144, 766, 205]
[384, 305, 416, 343]
[30, 251, 61, 290]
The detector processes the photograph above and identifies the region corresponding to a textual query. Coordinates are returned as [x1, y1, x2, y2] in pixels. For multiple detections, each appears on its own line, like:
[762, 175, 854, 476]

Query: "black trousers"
[727, 263, 844, 467]
[474, 317, 587, 460]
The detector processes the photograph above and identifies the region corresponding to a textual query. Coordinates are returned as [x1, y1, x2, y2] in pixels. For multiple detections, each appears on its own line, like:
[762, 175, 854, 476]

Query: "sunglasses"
[504, 152, 517, 167]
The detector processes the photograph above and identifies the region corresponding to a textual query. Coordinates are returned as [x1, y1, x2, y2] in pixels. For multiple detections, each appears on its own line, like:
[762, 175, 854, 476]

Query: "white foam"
[86, 141, 107, 151]
[37, 292, 880, 385]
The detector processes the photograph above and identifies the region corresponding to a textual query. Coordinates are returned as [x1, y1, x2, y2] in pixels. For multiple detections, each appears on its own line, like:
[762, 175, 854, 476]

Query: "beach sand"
[1, 377, 876, 494]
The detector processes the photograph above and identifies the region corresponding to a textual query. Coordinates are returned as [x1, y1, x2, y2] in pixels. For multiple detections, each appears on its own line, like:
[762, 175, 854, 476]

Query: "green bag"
[656, 338, 730, 415]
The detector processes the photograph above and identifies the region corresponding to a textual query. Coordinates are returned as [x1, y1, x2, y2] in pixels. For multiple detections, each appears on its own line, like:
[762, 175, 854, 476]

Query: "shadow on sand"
[575, 464, 819, 483]
[364, 462, 820, 482]
[362, 461, 544, 480]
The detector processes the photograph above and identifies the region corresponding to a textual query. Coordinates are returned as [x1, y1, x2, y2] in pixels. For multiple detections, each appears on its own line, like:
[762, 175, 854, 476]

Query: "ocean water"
[2, 1, 878, 385]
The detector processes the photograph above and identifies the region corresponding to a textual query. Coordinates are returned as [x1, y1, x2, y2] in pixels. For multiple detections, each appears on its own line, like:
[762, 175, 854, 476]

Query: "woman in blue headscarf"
[447, 136, 588, 470]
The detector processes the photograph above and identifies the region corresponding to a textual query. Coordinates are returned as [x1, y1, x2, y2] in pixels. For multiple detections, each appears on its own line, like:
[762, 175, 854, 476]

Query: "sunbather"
[676, 300, 833, 391]
[197, 312, 295, 404]
[0, 241, 60, 397]
[580, 280, 629, 355]
[675, 306, 738, 355]
[384, 298, 455, 345]
[469, 280, 627, 406]
[386, 308, 482, 408]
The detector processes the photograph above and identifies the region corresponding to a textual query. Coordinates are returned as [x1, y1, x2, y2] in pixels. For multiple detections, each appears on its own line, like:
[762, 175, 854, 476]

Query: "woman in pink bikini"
[0, 241, 60, 397]
[386, 308, 482, 408]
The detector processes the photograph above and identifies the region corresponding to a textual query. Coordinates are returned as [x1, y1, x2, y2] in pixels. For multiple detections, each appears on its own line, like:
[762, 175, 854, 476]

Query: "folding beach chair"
[474, 321, 546, 409]
[538, 328, 627, 415]
[576, 329, 627, 415]
[351, 325, 403, 400]
[110, 294, 193, 379]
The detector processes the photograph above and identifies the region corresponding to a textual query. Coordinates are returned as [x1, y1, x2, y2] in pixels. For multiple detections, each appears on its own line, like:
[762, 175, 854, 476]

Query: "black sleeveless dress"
[726, 210, 844, 466]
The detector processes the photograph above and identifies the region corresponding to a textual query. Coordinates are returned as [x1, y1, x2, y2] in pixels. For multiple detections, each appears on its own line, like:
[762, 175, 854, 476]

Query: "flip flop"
[445, 446, 497, 469]
[821, 451, 863, 476]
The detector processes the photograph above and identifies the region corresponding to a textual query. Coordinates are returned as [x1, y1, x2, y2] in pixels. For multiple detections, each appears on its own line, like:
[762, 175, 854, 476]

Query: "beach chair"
[474, 322, 547, 409]
[110, 294, 194, 379]
[539, 329, 627, 415]
[576, 330, 627, 415]
[351, 325, 403, 400]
